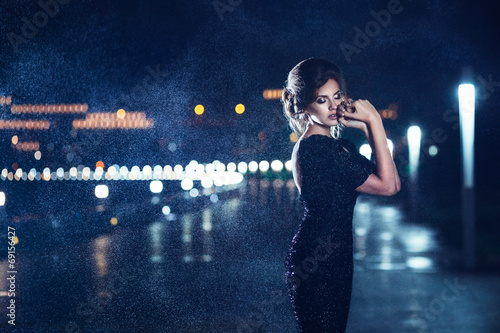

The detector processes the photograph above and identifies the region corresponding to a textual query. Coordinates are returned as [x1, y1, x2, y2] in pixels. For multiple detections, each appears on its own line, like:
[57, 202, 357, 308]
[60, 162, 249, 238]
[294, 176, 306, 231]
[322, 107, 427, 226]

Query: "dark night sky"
[1, 0, 499, 170]
[1, 1, 499, 111]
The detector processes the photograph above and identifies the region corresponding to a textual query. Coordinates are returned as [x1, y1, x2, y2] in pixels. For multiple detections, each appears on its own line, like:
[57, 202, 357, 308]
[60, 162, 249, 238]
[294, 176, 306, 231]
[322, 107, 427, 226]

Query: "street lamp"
[150, 180, 163, 194]
[359, 143, 372, 160]
[387, 139, 394, 158]
[95, 184, 109, 199]
[458, 83, 476, 269]
[359, 139, 393, 161]
[407, 125, 421, 182]
[407, 125, 422, 219]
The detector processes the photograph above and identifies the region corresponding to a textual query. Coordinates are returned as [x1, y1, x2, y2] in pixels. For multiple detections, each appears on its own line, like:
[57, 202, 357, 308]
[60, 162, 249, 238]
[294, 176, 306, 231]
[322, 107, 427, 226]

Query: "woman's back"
[285, 134, 375, 332]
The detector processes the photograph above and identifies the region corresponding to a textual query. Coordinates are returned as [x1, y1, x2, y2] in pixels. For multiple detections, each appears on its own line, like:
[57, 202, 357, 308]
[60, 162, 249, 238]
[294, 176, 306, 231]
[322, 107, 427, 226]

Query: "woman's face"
[305, 78, 344, 128]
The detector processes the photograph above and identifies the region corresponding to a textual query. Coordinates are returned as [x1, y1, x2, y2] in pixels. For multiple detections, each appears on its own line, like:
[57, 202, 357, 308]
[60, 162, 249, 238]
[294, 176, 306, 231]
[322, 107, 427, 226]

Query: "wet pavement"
[1, 178, 499, 332]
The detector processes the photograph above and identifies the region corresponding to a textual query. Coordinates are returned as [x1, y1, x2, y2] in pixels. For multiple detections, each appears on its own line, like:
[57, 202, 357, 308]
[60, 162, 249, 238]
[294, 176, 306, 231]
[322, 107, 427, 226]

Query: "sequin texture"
[284, 134, 376, 332]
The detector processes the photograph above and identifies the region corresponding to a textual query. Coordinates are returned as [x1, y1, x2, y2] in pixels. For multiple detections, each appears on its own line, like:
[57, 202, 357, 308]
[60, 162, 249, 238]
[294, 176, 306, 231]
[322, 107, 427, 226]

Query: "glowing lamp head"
[407, 126, 422, 147]
[150, 180, 163, 193]
[235, 104, 245, 114]
[458, 83, 476, 188]
[359, 144, 372, 160]
[95, 185, 109, 199]
[195, 104, 204, 115]
[458, 84, 475, 101]
[407, 125, 422, 179]
[117, 109, 126, 119]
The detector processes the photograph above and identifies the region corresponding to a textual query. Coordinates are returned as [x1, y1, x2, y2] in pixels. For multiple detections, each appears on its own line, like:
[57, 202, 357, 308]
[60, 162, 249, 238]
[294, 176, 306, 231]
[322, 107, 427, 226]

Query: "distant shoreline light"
[0, 159, 292, 183]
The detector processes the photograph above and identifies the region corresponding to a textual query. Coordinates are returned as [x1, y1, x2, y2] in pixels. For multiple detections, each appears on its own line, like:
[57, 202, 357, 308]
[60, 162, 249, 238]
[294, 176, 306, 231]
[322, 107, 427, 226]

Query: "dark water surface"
[1, 179, 499, 332]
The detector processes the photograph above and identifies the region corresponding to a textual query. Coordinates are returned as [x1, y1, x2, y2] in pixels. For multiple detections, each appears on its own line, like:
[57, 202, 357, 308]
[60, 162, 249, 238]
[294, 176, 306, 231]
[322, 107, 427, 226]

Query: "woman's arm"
[339, 100, 400, 196]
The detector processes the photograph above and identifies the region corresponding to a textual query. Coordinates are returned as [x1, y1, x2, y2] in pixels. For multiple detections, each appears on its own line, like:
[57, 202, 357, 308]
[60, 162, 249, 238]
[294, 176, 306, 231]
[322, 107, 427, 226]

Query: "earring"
[330, 125, 337, 139]
[330, 123, 344, 139]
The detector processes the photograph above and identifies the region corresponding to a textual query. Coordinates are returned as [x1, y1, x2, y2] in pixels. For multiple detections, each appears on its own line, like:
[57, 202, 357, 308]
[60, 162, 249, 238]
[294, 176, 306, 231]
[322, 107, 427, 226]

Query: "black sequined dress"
[285, 134, 376, 332]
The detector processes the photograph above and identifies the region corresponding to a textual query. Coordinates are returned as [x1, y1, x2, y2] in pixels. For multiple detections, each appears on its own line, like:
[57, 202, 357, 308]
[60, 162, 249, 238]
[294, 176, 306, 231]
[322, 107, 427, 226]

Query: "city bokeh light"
[0, 2, 497, 331]
[195, 104, 205, 115]
[235, 104, 245, 114]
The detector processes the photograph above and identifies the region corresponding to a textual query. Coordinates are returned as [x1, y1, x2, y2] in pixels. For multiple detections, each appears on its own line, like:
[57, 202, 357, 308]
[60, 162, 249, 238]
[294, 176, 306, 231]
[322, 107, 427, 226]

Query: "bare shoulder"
[291, 136, 305, 161]
[291, 138, 303, 192]
[292, 139, 301, 155]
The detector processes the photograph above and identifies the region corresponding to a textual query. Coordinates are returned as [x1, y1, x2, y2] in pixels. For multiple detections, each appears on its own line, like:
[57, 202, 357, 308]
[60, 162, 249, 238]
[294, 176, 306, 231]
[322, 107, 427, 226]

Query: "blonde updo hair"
[281, 58, 347, 139]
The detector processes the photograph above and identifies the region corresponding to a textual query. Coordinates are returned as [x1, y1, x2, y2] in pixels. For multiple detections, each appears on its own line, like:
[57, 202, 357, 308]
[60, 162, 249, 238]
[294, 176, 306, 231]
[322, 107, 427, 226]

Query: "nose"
[329, 99, 340, 111]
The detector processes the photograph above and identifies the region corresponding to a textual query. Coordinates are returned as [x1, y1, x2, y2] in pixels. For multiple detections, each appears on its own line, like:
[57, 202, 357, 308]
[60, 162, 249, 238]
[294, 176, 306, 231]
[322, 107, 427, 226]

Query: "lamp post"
[407, 126, 421, 183]
[407, 126, 421, 218]
[458, 83, 476, 270]
[359, 139, 393, 161]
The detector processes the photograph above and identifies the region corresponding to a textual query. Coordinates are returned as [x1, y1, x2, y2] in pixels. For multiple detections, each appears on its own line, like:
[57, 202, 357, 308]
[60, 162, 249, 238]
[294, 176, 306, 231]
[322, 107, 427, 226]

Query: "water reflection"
[149, 221, 165, 263]
[182, 213, 194, 262]
[201, 208, 213, 262]
[401, 227, 437, 253]
[0, 177, 448, 331]
[260, 179, 270, 205]
[406, 256, 434, 270]
[354, 201, 372, 260]
[93, 235, 110, 277]
[91, 235, 114, 303]
[180, 208, 214, 263]
[353, 197, 438, 272]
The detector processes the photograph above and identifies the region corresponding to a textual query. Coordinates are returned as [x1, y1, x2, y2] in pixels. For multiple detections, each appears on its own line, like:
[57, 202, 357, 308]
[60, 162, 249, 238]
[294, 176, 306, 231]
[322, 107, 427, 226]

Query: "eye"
[333, 93, 342, 100]
[316, 98, 326, 104]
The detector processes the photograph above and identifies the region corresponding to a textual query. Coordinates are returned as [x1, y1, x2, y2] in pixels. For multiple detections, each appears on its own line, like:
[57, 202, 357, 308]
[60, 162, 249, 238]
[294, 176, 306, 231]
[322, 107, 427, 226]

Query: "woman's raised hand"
[337, 99, 381, 130]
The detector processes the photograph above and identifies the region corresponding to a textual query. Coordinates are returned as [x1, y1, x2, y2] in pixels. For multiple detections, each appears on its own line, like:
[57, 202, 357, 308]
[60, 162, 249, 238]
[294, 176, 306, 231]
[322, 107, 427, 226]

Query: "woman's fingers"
[348, 99, 376, 120]
[342, 103, 361, 119]
[352, 99, 376, 111]
[346, 98, 356, 113]
[338, 115, 367, 130]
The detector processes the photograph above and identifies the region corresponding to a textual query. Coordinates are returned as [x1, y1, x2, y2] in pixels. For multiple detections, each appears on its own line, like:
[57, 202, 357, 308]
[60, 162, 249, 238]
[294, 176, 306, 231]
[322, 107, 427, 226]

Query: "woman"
[282, 58, 400, 332]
